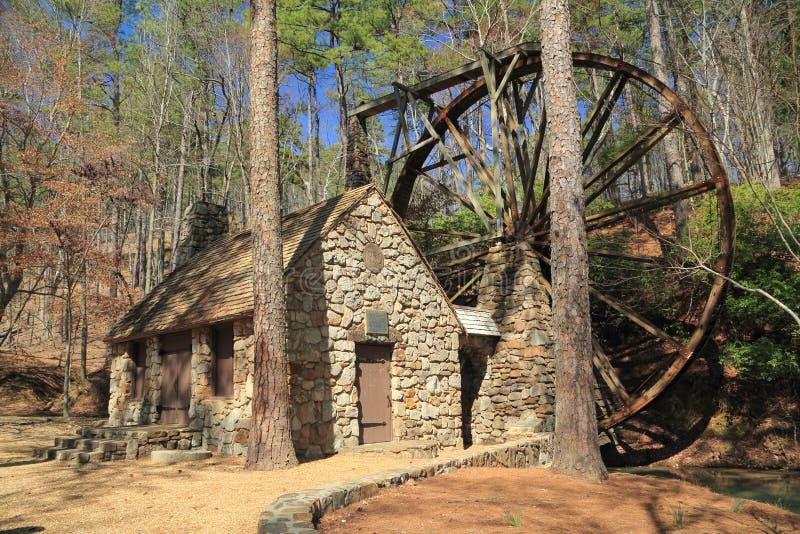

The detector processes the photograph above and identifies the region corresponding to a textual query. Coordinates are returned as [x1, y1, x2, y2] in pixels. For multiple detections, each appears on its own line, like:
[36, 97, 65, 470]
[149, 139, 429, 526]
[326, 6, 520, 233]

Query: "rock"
[151, 450, 212, 464]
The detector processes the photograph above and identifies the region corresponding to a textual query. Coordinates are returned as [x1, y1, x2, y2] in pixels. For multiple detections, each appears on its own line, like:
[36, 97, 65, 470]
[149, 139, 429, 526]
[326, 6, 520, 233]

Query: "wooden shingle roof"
[453, 305, 501, 337]
[106, 185, 375, 343]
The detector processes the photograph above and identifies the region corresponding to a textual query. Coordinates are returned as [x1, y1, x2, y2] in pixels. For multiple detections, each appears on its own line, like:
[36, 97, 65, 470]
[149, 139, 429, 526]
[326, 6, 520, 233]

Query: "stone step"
[54, 448, 78, 461]
[53, 448, 105, 464]
[32, 445, 70, 460]
[54, 436, 78, 448]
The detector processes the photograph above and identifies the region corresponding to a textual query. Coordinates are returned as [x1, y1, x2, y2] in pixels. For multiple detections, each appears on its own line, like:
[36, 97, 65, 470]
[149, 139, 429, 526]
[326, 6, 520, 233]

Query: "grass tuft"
[672, 505, 684, 529]
[503, 509, 522, 528]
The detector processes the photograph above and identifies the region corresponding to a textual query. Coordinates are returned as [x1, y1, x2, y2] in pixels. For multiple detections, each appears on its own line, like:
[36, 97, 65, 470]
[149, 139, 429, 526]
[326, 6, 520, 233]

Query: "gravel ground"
[0, 417, 480, 533]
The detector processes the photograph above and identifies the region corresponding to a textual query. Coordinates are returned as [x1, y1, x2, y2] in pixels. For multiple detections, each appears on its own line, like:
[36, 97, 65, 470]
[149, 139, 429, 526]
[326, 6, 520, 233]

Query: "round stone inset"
[363, 242, 384, 273]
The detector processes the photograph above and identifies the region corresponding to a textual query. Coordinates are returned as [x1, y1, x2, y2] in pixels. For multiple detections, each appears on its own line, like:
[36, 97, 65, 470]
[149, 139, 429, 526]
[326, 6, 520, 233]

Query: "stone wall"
[107, 342, 133, 426]
[201, 319, 254, 455]
[108, 337, 161, 426]
[465, 242, 555, 442]
[315, 192, 463, 451]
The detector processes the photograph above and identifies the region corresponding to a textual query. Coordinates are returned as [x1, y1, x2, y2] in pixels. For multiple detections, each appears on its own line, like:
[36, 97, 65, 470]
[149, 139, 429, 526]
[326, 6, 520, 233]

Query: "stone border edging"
[257, 433, 554, 534]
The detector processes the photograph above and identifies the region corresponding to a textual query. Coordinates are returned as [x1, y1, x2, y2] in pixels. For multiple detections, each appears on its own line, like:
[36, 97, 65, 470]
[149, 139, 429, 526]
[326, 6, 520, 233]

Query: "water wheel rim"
[389, 50, 735, 430]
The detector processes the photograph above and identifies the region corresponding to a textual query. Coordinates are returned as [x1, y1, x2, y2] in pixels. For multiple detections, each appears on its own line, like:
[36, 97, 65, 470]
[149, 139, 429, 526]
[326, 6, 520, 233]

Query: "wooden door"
[356, 344, 392, 444]
[160, 332, 192, 425]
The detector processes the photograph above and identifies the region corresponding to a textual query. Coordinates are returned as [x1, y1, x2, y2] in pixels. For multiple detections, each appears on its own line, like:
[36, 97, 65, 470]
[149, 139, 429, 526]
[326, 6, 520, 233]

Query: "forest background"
[0, 0, 798, 440]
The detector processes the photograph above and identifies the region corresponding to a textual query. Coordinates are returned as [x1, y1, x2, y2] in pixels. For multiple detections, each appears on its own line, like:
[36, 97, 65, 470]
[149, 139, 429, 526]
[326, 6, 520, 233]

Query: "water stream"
[615, 467, 800, 514]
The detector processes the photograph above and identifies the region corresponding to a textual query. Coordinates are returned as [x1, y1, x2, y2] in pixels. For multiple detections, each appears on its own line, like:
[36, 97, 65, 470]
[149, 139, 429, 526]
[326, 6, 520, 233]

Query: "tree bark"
[540, 0, 607, 483]
[246, 0, 298, 470]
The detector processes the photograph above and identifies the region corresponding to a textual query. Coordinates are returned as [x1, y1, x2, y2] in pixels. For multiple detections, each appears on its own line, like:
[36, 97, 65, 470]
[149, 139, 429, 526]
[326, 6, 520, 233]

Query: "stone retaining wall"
[257, 434, 554, 534]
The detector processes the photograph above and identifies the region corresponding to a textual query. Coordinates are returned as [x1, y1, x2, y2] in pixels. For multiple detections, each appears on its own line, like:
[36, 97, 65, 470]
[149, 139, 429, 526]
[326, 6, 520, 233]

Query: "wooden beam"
[415, 171, 483, 219]
[584, 114, 680, 205]
[350, 42, 542, 119]
[408, 226, 482, 238]
[449, 270, 483, 302]
[588, 286, 686, 351]
[592, 338, 632, 407]
[585, 179, 716, 231]
[420, 153, 468, 174]
[581, 73, 629, 161]
[426, 231, 503, 256]
[587, 248, 665, 264]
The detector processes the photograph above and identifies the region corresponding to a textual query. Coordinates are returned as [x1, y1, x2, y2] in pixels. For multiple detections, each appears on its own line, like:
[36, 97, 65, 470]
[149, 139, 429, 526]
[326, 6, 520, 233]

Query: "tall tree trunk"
[305, 73, 316, 205]
[540, 0, 607, 483]
[334, 60, 348, 182]
[246, 0, 298, 471]
[80, 270, 88, 381]
[312, 69, 322, 200]
[134, 211, 147, 289]
[170, 91, 194, 271]
[647, 0, 688, 239]
[62, 284, 73, 418]
[740, 2, 782, 190]
[144, 205, 155, 291]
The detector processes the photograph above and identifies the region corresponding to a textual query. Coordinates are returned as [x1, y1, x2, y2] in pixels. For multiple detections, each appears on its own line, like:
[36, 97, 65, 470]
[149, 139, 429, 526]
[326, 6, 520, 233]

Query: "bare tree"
[540, 0, 607, 483]
[647, 0, 688, 238]
[245, 0, 298, 470]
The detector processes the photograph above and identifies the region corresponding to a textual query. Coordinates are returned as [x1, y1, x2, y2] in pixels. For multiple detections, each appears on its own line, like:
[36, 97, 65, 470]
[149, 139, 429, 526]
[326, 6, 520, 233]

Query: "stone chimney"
[172, 201, 228, 269]
[345, 115, 372, 189]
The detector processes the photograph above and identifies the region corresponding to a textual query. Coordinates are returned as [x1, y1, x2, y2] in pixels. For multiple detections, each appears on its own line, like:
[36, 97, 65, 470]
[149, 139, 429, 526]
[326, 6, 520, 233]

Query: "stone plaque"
[365, 310, 389, 336]
[363, 242, 384, 273]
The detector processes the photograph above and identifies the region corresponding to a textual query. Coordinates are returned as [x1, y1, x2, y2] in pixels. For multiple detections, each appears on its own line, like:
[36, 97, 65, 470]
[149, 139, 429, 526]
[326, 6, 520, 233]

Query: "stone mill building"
[105, 184, 556, 459]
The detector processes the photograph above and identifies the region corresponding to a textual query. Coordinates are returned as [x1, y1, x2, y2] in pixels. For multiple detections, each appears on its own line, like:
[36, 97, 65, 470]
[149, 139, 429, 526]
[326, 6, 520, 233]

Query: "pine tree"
[540, 0, 608, 483]
[245, 0, 298, 470]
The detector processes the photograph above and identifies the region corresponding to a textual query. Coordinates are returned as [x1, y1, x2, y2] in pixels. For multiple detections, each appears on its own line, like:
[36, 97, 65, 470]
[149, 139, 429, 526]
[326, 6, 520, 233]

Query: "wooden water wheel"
[351, 43, 734, 430]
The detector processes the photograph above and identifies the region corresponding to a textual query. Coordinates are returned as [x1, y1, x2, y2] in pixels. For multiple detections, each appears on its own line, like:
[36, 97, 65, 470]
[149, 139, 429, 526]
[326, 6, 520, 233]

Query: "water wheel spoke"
[420, 153, 468, 174]
[584, 114, 680, 205]
[585, 179, 716, 231]
[414, 169, 492, 230]
[581, 72, 629, 162]
[408, 226, 482, 238]
[512, 74, 541, 125]
[522, 108, 547, 223]
[448, 270, 483, 302]
[496, 93, 523, 224]
[443, 117, 500, 199]
[587, 248, 665, 265]
[433, 246, 494, 270]
[592, 337, 632, 407]
[589, 286, 687, 352]
[426, 231, 503, 256]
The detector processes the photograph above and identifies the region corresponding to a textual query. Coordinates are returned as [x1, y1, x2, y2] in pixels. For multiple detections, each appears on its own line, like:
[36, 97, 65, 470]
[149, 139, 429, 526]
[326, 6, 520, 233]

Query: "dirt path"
[319, 467, 800, 533]
[0, 418, 484, 533]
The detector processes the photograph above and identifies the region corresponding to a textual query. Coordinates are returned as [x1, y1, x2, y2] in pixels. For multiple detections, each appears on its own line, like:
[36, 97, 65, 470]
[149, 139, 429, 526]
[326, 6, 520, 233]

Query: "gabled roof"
[453, 306, 501, 337]
[106, 185, 376, 343]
